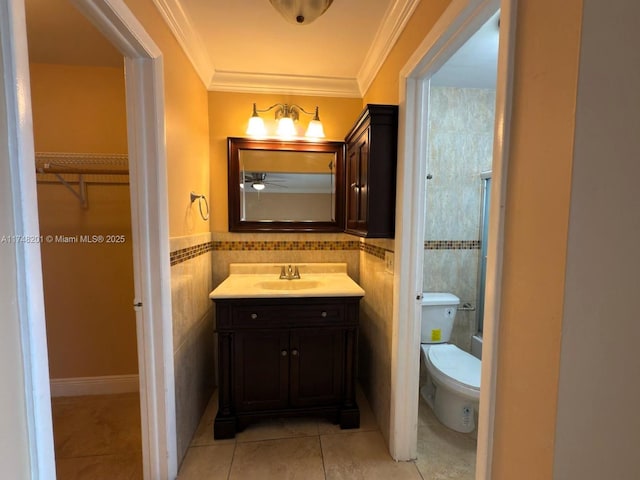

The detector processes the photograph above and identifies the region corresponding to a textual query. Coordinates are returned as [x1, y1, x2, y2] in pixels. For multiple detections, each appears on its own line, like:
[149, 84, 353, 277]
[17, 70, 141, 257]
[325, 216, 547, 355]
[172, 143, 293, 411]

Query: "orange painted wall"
[29, 63, 128, 153]
[491, 2, 582, 478]
[207, 91, 362, 231]
[30, 63, 138, 378]
[363, 0, 452, 105]
[123, 0, 211, 237]
[363, 0, 583, 477]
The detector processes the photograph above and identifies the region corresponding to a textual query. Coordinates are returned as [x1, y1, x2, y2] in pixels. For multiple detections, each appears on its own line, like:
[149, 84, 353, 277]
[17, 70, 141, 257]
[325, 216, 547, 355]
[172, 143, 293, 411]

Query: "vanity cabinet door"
[233, 330, 289, 412]
[289, 328, 344, 407]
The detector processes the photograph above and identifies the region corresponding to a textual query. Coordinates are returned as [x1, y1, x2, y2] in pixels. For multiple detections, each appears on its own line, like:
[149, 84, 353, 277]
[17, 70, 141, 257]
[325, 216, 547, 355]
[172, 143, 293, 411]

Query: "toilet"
[420, 292, 481, 433]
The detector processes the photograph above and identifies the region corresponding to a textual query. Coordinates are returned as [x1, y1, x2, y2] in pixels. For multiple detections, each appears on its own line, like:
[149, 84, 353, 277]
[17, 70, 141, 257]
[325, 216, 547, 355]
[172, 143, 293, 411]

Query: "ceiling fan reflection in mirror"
[242, 172, 287, 191]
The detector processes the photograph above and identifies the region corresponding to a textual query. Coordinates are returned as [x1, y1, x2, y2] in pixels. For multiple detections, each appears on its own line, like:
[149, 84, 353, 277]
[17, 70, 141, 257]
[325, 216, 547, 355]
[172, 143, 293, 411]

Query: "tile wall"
[356, 238, 395, 444]
[424, 87, 495, 351]
[209, 232, 360, 288]
[170, 232, 216, 462]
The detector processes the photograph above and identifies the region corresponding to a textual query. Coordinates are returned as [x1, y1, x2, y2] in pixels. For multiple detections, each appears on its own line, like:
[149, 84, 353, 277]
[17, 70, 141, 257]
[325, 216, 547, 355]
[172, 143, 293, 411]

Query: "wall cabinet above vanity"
[344, 104, 398, 238]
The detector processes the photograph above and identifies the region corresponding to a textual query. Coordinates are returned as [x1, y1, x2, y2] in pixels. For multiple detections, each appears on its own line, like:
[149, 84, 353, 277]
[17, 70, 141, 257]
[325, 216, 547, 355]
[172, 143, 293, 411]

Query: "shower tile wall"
[424, 87, 495, 352]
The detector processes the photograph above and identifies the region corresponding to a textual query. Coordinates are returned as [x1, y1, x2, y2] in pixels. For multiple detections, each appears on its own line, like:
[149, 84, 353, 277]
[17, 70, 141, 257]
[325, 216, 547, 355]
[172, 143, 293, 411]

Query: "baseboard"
[50, 374, 139, 397]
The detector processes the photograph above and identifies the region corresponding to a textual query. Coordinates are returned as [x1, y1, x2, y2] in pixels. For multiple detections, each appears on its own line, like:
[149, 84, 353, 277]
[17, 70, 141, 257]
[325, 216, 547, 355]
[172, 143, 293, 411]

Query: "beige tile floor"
[51, 392, 143, 479]
[416, 399, 477, 479]
[51, 389, 476, 480]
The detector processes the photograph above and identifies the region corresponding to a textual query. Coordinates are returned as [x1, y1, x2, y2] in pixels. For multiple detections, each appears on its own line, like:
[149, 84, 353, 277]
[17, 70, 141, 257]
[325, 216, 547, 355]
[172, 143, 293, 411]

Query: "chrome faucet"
[279, 264, 301, 280]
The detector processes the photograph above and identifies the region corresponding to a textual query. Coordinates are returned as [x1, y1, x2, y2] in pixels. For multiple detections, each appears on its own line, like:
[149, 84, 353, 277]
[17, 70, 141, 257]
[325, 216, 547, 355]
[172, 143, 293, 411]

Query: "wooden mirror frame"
[227, 137, 346, 232]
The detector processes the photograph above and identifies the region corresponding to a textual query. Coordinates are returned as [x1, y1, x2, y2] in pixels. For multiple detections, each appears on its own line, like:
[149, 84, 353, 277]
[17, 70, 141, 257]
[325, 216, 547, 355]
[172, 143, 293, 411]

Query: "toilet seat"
[422, 344, 481, 400]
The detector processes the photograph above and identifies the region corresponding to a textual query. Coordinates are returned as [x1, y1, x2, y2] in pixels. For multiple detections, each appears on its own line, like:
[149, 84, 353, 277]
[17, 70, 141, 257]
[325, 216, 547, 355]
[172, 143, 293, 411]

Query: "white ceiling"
[25, 0, 499, 96]
[432, 11, 500, 89]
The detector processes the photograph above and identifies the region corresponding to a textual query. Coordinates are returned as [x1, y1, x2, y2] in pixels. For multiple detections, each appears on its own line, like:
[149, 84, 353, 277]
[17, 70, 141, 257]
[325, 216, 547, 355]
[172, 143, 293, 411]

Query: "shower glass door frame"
[477, 172, 492, 334]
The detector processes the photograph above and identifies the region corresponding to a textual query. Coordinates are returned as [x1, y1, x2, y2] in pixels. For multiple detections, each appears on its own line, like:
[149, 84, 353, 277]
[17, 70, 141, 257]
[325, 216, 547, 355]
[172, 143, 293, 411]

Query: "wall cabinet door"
[346, 131, 369, 232]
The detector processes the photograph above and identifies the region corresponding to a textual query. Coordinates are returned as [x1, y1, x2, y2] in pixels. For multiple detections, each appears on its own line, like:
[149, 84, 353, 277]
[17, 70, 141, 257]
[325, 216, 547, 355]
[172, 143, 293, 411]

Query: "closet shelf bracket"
[52, 171, 88, 209]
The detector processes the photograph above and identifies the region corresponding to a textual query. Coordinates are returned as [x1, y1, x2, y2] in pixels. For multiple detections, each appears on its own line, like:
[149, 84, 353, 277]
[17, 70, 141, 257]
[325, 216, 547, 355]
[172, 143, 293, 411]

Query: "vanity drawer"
[216, 298, 358, 330]
[233, 303, 345, 327]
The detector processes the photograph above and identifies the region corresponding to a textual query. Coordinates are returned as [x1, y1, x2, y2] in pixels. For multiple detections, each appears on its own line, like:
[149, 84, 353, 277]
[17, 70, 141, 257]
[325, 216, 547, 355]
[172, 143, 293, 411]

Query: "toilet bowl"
[421, 344, 481, 433]
[420, 292, 481, 433]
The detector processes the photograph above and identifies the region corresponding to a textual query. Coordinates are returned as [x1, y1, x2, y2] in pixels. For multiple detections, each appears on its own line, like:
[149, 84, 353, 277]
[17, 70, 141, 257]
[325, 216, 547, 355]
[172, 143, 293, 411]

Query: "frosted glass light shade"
[305, 119, 325, 138]
[246, 115, 267, 137]
[269, 0, 334, 25]
[276, 116, 296, 138]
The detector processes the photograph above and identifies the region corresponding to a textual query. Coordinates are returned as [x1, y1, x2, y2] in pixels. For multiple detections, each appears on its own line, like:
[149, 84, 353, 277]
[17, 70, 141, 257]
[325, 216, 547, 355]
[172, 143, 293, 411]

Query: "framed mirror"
[228, 137, 345, 232]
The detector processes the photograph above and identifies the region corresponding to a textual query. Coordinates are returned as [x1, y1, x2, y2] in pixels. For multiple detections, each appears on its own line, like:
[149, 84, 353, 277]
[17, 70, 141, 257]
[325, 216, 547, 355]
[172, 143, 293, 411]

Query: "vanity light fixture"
[246, 103, 325, 139]
[269, 0, 334, 25]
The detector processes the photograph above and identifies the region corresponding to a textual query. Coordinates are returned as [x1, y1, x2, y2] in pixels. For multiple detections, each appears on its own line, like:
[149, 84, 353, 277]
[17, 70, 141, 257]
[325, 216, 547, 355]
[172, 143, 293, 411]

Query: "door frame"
[2, 0, 178, 477]
[390, 1, 516, 479]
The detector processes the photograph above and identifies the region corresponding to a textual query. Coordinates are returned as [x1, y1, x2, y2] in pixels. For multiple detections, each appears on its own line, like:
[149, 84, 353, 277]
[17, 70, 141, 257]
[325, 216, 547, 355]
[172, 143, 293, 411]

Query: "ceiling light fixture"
[269, 0, 334, 25]
[246, 103, 325, 139]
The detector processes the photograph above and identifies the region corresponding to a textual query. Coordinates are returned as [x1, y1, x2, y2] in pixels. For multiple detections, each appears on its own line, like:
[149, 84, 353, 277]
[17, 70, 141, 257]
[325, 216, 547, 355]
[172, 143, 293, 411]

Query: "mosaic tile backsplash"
[169, 236, 392, 268]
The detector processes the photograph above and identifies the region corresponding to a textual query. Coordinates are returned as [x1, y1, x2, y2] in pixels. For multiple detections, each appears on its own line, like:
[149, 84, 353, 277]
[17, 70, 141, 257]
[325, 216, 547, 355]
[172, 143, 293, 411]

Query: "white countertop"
[209, 263, 365, 299]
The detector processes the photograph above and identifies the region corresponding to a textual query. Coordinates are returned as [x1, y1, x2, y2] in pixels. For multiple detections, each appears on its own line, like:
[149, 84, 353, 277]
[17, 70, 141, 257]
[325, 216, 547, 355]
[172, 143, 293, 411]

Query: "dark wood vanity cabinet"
[213, 296, 361, 439]
[345, 104, 398, 238]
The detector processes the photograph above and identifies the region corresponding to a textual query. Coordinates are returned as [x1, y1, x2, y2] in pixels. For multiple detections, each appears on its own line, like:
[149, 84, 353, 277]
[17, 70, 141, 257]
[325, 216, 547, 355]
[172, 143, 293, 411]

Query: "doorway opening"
[415, 10, 499, 477]
[6, 0, 178, 477]
[26, 0, 142, 471]
[390, 1, 516, 479]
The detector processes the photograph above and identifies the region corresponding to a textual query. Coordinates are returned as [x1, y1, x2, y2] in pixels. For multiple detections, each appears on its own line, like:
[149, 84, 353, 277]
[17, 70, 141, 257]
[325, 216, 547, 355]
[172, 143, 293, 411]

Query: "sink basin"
[256, 280, 321, 291]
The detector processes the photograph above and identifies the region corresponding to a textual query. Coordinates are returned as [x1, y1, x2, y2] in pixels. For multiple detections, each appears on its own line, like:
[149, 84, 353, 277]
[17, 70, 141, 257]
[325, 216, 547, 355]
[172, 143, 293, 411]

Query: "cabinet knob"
[321, 311, 328, 318]
[350, 183, 359, 190]
[250, 313, 258, 319]
[281, 350, 288, 357]
[291, 349, 299, 356]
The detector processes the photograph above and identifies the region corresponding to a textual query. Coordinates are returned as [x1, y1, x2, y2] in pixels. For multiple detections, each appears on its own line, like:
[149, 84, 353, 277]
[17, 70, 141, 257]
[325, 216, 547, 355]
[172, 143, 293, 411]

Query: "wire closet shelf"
[35, 152, 129, 208]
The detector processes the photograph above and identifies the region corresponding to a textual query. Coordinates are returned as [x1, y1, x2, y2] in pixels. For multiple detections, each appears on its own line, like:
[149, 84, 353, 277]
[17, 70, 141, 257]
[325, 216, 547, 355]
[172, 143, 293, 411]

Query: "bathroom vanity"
[209, 263, 364, 439]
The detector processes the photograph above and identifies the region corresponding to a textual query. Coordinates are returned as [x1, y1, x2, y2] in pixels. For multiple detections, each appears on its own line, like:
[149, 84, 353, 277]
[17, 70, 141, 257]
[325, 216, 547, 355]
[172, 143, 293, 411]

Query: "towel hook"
[190, 192, 209, 221]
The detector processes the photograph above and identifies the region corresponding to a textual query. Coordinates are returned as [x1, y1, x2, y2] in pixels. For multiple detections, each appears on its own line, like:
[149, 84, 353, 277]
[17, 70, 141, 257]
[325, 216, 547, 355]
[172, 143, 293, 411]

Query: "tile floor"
[416, 399, 477, 479]
[51, 389, 476, 479]
[51, 392, 143, 479]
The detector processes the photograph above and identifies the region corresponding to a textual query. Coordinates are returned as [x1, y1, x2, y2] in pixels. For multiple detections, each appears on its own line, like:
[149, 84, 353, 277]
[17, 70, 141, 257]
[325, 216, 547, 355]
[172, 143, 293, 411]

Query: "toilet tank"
[421, 293, 460, 344]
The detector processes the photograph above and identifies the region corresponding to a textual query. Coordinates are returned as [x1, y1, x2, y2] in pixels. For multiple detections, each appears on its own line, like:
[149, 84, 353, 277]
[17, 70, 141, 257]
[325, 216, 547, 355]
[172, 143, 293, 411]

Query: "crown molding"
[153, 0, 418, 97]
[209, 70, 362, 98]
[152, 0, 215, 87]
[357, 0, 421, 95]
